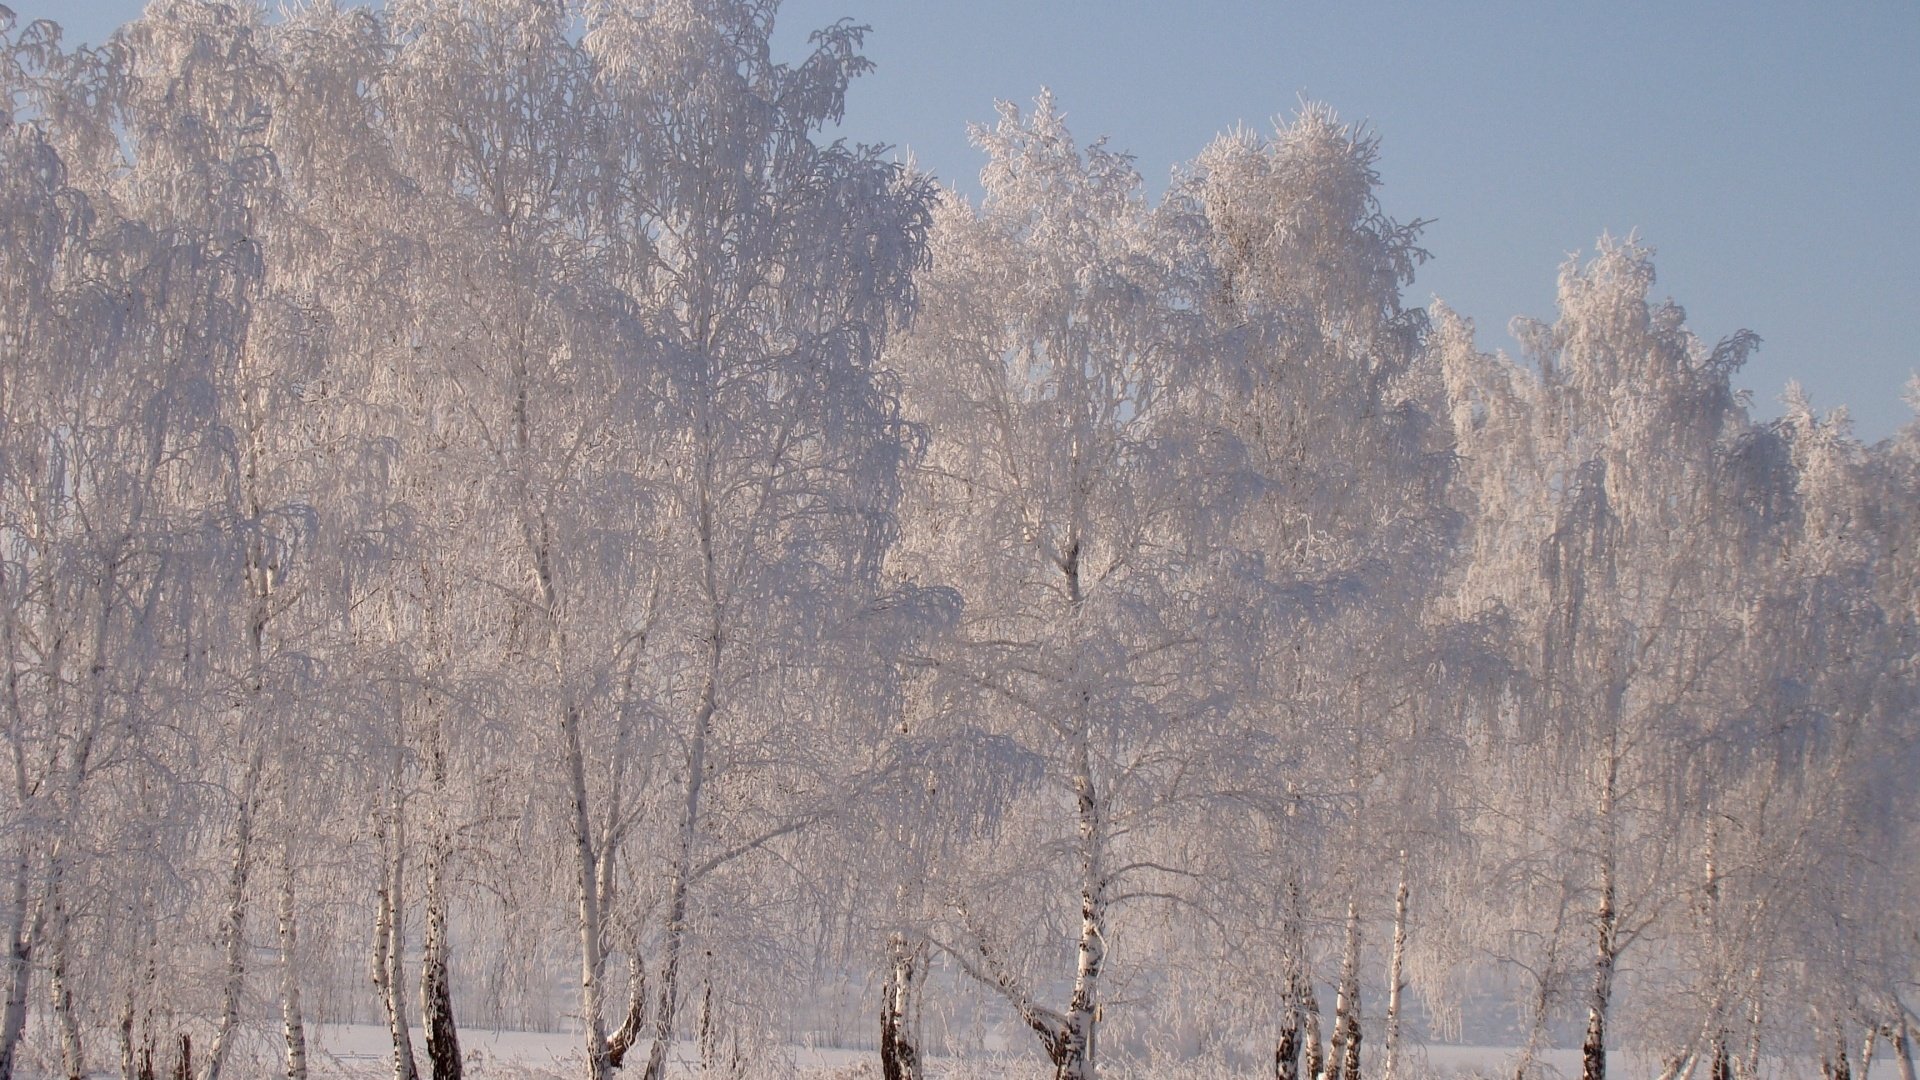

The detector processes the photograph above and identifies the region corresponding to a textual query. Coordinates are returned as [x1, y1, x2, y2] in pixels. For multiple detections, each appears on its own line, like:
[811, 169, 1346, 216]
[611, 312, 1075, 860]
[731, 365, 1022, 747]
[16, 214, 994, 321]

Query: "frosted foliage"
[882, 95, 1247, 1078]
[0, 5, 1914, 1080]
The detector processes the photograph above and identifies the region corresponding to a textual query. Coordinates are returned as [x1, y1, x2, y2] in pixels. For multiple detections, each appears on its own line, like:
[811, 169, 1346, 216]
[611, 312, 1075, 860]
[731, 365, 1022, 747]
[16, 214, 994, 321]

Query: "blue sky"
[18, 0, 1920, 439]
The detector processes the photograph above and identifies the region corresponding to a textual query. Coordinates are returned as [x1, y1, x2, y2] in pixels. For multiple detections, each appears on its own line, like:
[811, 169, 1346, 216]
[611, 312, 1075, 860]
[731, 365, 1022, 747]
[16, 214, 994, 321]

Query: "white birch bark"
[1276, 876, 1311, 1080]
[42, 543, 126, 1080]
[1511, 975, 1551, 1080]
[1383, 854, 1410, 1080]
[118, 908, 158, 1080]
[1331, 898, 1362, 1080]
[1581, 730, 1623, 1080]
[605, 954, 646, 1071]
[117, 975, 136, 1080]
[1741, 982, 1763, 1080]
[501, 306, 613, 1080]
[419, 696, 460, 1080]
[277, 836, 308, 1080]
[1060, 714, 1107, 1080]
[200, 740, 266, 1080]
[644, 618, 721, 1080]
[372, 753, 418, 1080]
[0, 839, 34, 1080]
[0, 755, 31, 1078]
[879, 932, 924, 1080]
[1893, 1018, 1916, 1080]
[1820, 1020, 1853, 1080]
[1275, 967, 1306, 1080]
[205, 316, 279, 1080]
[562, 678, 611, 1080]
[1303, 984, 1327, 1080]
[45, 860, 82, 1080]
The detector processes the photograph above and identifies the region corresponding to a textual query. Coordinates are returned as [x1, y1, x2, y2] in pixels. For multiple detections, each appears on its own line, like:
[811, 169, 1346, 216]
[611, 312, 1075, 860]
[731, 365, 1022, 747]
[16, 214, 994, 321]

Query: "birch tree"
[1178, 105, 1455, 1080]
[888, 92, 1247, 1080]
[1443, 239, 1760, 1080]
[384, 4, 934, 1077]
[6, 2, 1920, 1073]
[0, 9, 273, 1076]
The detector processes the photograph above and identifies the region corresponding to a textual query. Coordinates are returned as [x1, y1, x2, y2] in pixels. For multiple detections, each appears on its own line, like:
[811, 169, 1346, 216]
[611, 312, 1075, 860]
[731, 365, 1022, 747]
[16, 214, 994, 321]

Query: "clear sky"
[18, 0, 1920, 439]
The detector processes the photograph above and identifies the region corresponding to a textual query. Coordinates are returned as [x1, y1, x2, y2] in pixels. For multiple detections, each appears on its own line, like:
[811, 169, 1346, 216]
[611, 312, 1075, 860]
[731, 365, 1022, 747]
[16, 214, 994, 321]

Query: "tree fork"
[644, 614, 722, 1080]
[605, 955, 646, 1070]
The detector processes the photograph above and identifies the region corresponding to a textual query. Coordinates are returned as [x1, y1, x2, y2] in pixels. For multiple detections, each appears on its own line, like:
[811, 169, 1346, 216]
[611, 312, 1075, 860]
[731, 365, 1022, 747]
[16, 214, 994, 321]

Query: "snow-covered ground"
[309, 1024, 875, 1078]
[301, 1026, 1913, 1079]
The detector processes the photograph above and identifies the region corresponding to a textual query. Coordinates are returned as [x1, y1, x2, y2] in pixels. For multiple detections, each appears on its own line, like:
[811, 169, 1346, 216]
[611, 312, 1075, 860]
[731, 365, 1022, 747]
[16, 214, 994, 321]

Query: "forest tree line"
[2, 1, 1916, 1079]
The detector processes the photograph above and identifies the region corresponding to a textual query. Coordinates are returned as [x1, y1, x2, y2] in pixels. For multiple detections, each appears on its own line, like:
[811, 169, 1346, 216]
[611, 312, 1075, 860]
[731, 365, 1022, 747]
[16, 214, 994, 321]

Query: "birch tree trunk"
[604, 955, 646, 1070]
[1702, 820, 1728, 1080]
[46, 554, 127, 1080]
[643, 620, 721, 1080]
[1277, 876, 1311, 1080]
[372, 756, 418, 1080]
[1059, 721, 1108, 1080]
[206, 386, 278, 1080]
[278, 701, 310, 1080]
[516, 338, 611, 1080]
[0, 844, 35, 1080]
[277, 836, 308, 1080]
[1048, 539, 1107, 1080]
[200, 740, 266, 1080]
[879, 933, 924, 1080]
[1512, 899, 1570, 1080]
[0, 593, 34, 1080]
[1303, 982, 1327, 1080]
[117, 930, 140, 1080]
[1892, 1018, 1915, 1080]
[1276, 988, 1302, 1080]
[1383, 855, 1410, 1080]
[1331, 898, 1362, 1080]
[118, 989, 135, 1080]
[46, 860, 83, 1080]
[1276, 962, 1306, 1080]
[696, 983, 718, 1075]
[562, 680, 611, 1080]
[1581, 749, 1621, 1080]
[1823, 1021, 1853, 1080]
[1580, 866, 1616, 1080]
[588, 663, 642, 1075]
[120, 913, 158, 1080]
[1709, 1036, 1730, 1080]
[1740, 976, 1762, 1080]
[419, 705, 460, 1080]
[644, 468, 725, 1080]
